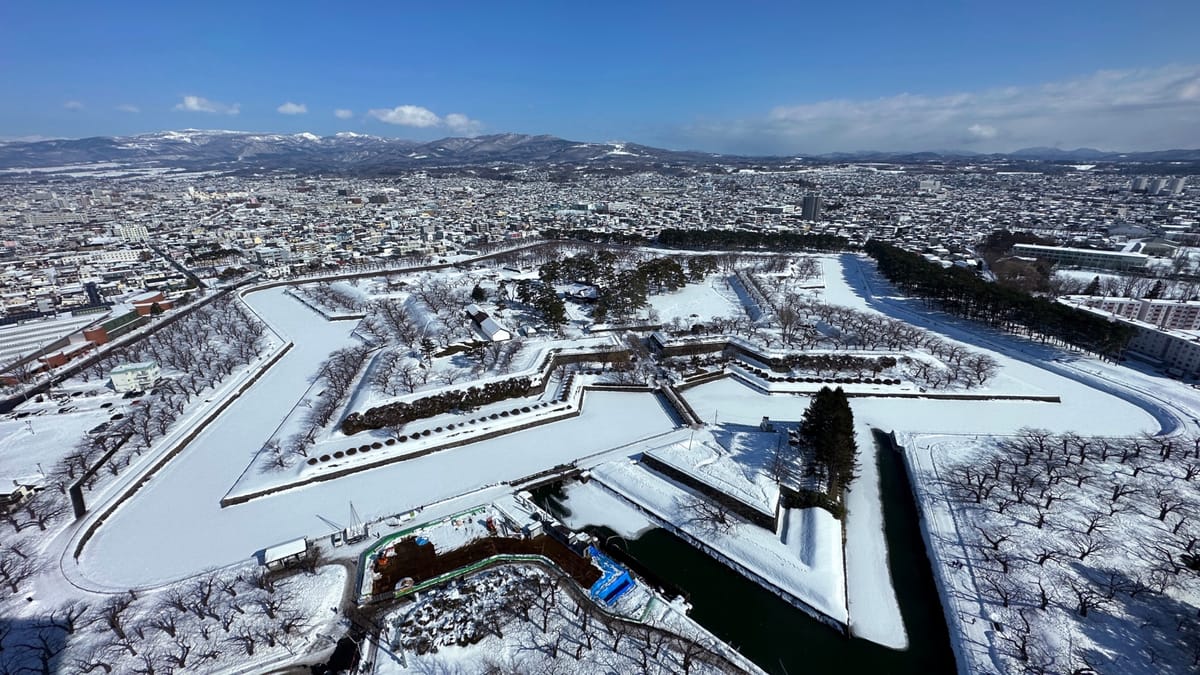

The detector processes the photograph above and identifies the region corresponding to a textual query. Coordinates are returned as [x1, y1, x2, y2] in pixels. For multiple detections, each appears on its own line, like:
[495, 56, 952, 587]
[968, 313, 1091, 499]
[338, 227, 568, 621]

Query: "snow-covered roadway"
[69, 287, 677, 589]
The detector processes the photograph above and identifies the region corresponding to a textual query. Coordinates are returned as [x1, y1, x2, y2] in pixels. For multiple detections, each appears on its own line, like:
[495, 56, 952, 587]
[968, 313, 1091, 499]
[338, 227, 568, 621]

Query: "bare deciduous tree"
[677, 494, 738, 534]
[0, 548, 38, 595]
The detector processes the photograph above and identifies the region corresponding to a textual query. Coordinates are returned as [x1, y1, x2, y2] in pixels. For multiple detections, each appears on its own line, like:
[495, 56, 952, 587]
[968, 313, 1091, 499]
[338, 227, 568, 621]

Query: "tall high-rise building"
[1149, 178, 1169, 195]
[802, 195, 823, 222]
[1133, 177, 1150, 192]
[84, 281, 102, 306]
[1169, 177, 1187, 196]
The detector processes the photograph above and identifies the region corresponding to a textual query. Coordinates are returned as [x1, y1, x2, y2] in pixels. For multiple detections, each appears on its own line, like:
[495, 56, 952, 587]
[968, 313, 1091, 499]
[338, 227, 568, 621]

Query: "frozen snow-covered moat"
[73, 263, 1174, 607]
[76, 287, 676, 588]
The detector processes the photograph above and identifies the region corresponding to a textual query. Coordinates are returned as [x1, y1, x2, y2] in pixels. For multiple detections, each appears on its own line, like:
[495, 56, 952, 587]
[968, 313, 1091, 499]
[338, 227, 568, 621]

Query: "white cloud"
[678, 64, 1200, 154]
[967, 123, 997, 140]
[116, 104, 141, 113]
[445, 113, 483, 136]
[63, 101, 84, 111]
[334, 108, 354, 119]
[277, 101, 307, 115]
[365, 105, 484, 135]
[368, 105, 442, 127]
[173, 95, 240, 115]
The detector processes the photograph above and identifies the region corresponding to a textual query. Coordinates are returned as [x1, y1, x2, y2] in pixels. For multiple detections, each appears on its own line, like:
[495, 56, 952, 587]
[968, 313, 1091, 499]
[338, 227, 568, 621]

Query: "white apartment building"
[1070, 297, 1200, 331]
[1012, 244, 1149, 271]
[1126, 327, 1200, 377]
[110, 361, 160, 393]
[1070, 302, 1200, 378]
[118, 224, 149, 242]
[90, 249, 141, 264]
[24, 212, 86, 226]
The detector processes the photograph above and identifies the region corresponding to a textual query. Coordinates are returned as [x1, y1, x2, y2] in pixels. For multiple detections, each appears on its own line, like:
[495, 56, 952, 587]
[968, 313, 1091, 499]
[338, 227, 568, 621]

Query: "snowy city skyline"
[1, 3, 1197, 673]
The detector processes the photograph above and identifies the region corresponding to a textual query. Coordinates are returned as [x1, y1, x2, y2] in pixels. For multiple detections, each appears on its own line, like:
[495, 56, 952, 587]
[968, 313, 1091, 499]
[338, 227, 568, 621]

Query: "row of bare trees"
[79, 296, 265, 384]
[942, 428, 1200, 673]
[264, 344, 373, 470]
[0, 564, 322, 675]
[666, 276, 999, 388]
[360, 298, 424, 349]
[293, 280, 364, 315]
[4, 296, 269, 542]
[748, 276, 999, 387]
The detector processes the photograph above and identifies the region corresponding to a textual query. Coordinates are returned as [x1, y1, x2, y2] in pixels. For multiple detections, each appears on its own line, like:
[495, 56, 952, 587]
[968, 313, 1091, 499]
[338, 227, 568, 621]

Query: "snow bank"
[593, 459, 848, 625]
[843, 421, 907, 649]
[559, 479, 656, 539]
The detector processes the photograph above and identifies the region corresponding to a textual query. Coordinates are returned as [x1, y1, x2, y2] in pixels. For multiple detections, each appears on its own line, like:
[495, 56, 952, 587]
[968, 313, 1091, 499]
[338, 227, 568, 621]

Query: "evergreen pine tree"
[799, 387, 858, 498]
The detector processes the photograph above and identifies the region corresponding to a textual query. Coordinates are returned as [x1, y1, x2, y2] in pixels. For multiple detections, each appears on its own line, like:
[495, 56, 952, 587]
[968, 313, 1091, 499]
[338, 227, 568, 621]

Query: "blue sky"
[1, 1, 1198, 153]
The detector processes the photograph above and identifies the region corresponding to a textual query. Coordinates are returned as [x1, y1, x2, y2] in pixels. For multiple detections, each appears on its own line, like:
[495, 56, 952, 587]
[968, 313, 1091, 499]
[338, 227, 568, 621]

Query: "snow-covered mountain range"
[0, 129, 1197, 173]
[0, 130, 722, 173]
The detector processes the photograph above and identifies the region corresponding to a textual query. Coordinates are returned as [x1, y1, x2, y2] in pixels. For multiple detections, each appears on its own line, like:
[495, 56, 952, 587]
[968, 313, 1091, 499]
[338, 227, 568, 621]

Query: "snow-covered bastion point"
[56, 251, 1192, 673]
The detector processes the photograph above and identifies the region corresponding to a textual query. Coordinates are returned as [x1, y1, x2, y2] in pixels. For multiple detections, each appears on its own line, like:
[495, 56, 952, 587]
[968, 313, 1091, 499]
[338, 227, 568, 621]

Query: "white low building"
[465, 303, 512, 342]
[110, 361, 160, 393]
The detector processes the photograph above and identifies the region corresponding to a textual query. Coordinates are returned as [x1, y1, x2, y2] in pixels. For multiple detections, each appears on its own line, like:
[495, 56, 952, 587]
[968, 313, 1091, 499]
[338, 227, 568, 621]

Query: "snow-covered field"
[0, 395, 116, 483]
[553, 479, 657, 539]
[643, 434, 780, 516]
[14, 562, 347, 675]
[647, 274, 745, 323]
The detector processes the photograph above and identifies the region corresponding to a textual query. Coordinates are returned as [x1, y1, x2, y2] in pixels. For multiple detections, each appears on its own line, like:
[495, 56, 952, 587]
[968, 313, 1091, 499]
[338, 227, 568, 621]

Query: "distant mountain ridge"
[0, 129, 1197, 173]
[0, 130, 723, 173]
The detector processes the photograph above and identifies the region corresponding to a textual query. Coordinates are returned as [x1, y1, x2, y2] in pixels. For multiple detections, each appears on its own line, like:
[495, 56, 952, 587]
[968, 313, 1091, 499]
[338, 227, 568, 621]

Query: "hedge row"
[740, 365, 900, 386]
[309, 403, 552, 465]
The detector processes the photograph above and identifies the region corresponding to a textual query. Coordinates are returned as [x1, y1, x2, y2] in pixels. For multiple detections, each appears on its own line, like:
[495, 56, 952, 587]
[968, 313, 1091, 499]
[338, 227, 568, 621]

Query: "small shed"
[263, 537, 309, 570]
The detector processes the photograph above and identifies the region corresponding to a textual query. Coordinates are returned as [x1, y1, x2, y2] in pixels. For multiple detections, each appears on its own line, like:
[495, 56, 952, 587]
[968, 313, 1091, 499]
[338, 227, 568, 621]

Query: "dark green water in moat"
[533, 429, 955, 674]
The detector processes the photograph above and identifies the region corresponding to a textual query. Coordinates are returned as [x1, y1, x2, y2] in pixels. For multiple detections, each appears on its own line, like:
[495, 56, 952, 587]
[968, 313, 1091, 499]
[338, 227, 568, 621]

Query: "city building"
[118, 224, 149, 242]
[1068, 297, 1200, 331]
[1125, 325, 1200, 378]
[109, 360, 160, 393]
[130, 290, 172, 315]
[802, 195, 822, 222]
[1012, 244, 1149, 271]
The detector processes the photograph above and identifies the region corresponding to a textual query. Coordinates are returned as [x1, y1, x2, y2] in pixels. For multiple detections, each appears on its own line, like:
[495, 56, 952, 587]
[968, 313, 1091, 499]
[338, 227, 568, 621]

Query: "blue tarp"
[587, 545, 636, 606]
